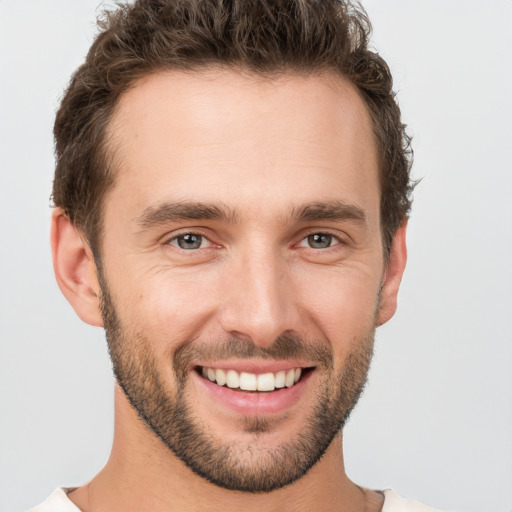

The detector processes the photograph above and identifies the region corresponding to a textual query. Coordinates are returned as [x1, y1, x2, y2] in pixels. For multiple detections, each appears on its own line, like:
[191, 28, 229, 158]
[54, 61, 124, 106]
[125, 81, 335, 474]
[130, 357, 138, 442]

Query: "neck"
[68, 386, 382, 512]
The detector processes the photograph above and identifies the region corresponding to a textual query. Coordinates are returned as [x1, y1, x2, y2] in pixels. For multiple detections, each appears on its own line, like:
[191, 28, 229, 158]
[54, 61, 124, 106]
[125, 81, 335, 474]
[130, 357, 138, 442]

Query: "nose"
[218, 246, 302, 348]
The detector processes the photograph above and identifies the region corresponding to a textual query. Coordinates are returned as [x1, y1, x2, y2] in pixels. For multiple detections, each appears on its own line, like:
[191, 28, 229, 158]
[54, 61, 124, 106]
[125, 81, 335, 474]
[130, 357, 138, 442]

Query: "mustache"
[173, 332, 333, 379]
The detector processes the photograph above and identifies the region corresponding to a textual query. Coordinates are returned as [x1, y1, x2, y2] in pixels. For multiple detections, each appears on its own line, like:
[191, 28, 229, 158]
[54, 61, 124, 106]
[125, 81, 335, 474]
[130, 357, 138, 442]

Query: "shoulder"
[382, 489, 456, 512]
[26, 488, 81, 512]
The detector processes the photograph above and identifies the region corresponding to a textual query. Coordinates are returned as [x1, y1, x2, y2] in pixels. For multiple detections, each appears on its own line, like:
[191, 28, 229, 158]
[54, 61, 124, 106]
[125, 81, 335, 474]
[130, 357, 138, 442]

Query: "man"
[29, 0, 444, 510]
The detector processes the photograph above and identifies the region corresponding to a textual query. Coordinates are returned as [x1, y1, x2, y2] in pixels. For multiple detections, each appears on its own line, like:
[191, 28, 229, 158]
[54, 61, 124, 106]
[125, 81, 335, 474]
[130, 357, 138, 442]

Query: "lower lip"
[193, 370, 313, 416]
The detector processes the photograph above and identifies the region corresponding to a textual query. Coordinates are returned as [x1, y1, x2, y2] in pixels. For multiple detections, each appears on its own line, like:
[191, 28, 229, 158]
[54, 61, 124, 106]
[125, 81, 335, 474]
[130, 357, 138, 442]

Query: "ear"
[377, 221, 408, 326]
[51, 208, 104, 327]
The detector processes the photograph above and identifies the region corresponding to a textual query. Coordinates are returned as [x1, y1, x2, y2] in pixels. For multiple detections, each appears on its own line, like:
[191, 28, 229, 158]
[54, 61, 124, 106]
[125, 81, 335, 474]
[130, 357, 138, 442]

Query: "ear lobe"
[51, 208, 104, 327]
[377, 221, 408, 326]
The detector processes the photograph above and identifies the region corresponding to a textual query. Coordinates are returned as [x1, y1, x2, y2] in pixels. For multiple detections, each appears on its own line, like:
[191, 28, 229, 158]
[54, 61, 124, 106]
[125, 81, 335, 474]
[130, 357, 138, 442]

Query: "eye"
[300, 233, 339, 249]
[169, 233, 211, 250]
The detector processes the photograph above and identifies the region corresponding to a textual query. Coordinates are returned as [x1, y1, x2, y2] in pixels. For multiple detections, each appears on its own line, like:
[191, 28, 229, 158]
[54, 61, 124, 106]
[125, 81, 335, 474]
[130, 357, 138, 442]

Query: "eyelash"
[167, 232, 213, 250]
[296, 232, 342, 250]
[166, 230, 344, 251]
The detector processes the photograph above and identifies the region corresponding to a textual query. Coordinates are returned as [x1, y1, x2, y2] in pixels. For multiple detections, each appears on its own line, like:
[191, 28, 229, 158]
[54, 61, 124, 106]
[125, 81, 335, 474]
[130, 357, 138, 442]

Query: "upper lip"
[192, 359, 315, 374]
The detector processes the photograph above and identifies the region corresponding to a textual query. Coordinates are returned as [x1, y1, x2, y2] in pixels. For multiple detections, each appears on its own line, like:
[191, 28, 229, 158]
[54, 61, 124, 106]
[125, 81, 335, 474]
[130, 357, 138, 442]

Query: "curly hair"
[53, 0, 413, 258]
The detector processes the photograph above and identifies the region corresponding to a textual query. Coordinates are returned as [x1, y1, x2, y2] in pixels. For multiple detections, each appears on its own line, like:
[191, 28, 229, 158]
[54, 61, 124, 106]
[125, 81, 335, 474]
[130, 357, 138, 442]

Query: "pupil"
[309, 233, 331, 248]
[179, 234, 202, 249]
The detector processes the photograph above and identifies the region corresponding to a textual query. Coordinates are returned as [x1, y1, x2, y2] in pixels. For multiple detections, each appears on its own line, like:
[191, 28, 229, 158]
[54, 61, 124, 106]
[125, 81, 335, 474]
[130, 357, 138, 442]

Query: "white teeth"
[215, 368, 227, 386]
[275, 370, 286, 388]
[257, 372, 275, 391]
[226, 369, 239, 389]
[201, 366, 305, 391]
[285, 369, 295, 387]
[239, 372, 257, 391]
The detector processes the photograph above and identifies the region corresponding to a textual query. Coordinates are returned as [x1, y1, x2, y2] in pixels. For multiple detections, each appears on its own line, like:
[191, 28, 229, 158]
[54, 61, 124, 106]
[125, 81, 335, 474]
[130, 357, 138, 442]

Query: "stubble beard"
[99, 271, 376, 493]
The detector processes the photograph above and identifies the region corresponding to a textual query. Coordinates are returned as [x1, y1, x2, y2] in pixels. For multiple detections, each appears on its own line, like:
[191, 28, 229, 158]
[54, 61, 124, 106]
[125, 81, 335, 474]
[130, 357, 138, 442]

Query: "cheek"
[295, 266, 380, 351]
[120, 268, 222, 346]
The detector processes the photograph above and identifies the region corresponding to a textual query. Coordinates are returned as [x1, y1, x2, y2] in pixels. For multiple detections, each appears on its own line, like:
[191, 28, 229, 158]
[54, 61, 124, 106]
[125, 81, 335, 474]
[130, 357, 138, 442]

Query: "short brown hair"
[53, 0, 413, 258]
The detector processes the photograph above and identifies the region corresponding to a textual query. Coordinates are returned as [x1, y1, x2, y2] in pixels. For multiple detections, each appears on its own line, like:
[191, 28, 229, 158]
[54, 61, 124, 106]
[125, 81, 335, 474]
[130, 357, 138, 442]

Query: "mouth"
[196, 365, 313, 392]
[192, 361, 316, 415]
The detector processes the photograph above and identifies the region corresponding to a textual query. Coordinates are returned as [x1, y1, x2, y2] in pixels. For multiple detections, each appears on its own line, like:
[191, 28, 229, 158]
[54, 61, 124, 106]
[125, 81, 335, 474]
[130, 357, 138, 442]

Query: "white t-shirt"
[27, 487, 449, 511]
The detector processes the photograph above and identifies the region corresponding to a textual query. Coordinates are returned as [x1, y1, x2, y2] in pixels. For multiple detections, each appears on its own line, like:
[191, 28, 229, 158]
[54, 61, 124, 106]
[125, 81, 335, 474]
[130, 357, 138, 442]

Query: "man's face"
[98, 69, 386, 491]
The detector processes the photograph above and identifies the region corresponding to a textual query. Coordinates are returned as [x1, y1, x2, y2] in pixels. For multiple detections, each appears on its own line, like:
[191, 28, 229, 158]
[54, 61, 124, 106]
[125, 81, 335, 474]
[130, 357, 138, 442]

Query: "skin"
[51, 69, 407, 512]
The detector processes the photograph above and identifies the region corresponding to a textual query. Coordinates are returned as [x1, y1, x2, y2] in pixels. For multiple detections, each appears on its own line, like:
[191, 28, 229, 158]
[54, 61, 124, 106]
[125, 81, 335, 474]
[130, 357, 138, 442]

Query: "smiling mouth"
[197, 366, 313, 392]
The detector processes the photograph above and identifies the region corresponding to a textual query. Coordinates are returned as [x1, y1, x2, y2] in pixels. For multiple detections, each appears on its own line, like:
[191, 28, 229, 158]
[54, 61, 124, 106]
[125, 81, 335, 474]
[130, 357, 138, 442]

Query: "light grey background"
[1, 1, 511, 511]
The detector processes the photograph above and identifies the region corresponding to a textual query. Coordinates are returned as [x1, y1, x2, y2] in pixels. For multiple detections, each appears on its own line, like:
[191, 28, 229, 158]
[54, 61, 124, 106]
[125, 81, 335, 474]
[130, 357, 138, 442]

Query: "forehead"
[105, 68, 380, 223]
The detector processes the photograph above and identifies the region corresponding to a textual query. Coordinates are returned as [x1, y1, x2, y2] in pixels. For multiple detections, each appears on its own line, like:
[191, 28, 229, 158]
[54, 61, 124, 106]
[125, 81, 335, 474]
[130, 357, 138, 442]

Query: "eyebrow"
[292, 201, 367, 224]
[135, 199, 367, 229]
[136, 201, 238, 228]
